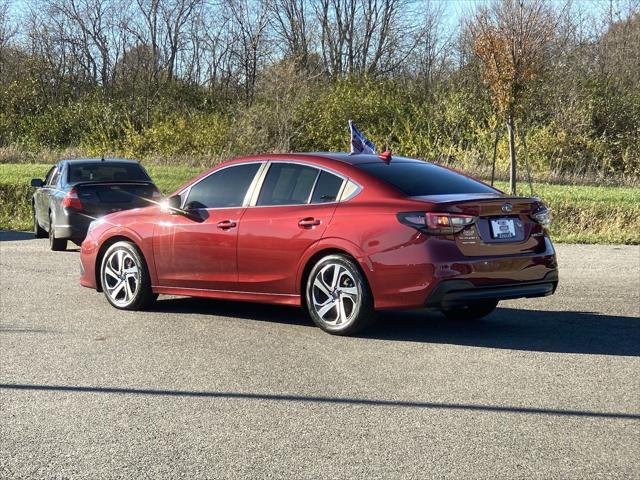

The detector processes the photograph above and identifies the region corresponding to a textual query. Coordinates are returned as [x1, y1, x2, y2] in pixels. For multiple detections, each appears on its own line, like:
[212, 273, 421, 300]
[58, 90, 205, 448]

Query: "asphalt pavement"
[1, 231, 639, 479]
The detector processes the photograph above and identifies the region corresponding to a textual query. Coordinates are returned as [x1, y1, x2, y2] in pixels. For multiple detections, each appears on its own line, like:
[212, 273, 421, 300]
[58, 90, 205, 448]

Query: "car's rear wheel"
[441, 300, 498, 321]
[305, 254, 374, 335]
[33, 207, 47, 238]
[48, 212, 67, 251]
[100, 241, 157, 310]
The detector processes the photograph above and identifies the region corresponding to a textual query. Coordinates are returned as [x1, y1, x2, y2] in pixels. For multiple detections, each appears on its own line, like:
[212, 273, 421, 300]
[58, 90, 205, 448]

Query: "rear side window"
[311, 171, 343, 203]
[356, 162, 496, 196]
[68, 163, 150, 183]
[186, 163, 260, 209]
[257, 163, 319, 206]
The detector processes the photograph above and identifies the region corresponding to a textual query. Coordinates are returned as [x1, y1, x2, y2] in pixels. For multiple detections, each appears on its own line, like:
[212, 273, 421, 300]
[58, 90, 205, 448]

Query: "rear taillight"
[62, 188, 83, 210]
[397, 212, 476, 235]
[531, 205, 551, 227]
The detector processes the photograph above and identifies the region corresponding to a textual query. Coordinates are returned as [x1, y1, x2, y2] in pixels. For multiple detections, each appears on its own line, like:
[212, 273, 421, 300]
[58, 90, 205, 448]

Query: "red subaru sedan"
[79, 153, 558, 335]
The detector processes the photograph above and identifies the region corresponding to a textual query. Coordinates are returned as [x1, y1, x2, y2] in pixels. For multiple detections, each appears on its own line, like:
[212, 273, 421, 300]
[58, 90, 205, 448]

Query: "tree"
[469, 0, 556, 194]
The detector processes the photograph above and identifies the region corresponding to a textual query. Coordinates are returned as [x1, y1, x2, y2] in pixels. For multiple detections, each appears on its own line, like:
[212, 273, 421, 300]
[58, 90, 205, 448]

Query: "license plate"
[490, 218, 516, 239]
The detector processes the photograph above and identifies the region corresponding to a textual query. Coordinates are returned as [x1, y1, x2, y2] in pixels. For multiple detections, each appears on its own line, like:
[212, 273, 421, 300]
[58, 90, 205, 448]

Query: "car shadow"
[0, 231, 34, 242]
[149, 298, 639, 356]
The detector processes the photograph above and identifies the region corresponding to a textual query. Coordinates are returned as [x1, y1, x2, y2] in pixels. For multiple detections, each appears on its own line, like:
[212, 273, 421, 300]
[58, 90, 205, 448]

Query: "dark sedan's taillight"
[397, 212, 476, 235]
[531, 205, 551, 227]
[62, 188, 83, 210]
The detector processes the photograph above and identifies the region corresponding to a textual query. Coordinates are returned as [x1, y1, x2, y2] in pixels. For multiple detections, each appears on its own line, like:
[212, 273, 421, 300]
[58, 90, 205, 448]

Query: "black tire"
[33, 207, 47, 238]
[100, 241, 157, 310]
[305, 254, 375, 335]
[441, 300, 499, 321]
[48, 212, 67, 251]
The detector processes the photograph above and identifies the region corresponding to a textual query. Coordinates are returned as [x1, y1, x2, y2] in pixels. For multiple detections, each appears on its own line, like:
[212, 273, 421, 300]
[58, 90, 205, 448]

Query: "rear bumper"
[368, 235, 559, 310]
[424, 270, 558, 308]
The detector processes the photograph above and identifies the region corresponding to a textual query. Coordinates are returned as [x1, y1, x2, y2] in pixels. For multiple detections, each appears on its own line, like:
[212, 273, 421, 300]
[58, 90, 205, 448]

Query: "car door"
[153, 162, 263, 291]
[237, 162, 346, 294]
[38, 165, 61, 230]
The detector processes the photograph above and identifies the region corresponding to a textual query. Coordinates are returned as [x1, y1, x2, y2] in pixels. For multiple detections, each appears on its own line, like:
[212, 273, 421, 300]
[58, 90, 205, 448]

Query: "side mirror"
[31, 178, 44, 187]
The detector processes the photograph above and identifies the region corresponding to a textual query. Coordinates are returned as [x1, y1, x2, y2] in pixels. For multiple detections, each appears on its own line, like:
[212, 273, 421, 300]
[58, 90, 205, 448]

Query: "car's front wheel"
[441, 300, 499, 321]
[305, 254, 375, 335]
[100, 241, 157, 310]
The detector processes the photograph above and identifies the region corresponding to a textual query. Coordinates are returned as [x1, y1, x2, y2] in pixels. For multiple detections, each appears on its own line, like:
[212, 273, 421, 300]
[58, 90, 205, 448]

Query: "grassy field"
[1, 163, 638, 244]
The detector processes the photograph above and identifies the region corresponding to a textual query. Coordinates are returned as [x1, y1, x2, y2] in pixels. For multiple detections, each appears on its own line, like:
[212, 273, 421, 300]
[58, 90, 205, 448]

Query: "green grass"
[1, 163, 638, 244]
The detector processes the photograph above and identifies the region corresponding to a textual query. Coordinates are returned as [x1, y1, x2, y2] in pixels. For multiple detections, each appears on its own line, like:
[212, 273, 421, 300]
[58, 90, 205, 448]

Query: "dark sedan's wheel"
[100, 241, 156, 310]
[441, 300, 499, 321]
[305, 254, 374, 335]
[33, 208, 47, 238]
[48, 212, 67, 251]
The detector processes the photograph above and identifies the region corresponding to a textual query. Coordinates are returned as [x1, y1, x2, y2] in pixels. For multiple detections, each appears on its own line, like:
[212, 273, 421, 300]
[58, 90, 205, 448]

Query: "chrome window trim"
[249, 160, 362, 208]
[178, 161, 266, 210]
[176, 158, 363, 211]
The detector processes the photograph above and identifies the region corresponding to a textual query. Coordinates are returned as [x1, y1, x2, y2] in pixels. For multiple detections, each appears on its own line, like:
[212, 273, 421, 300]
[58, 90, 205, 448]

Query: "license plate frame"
[490, 218, 517, 239]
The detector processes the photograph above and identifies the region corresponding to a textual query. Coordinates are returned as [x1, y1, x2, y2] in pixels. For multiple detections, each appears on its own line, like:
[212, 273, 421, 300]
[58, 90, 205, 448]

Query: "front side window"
[257, 163, 319, 206]
[44, 167, 57, 186]
[186, 163, 261, 209]
[49, 168, 61, 187]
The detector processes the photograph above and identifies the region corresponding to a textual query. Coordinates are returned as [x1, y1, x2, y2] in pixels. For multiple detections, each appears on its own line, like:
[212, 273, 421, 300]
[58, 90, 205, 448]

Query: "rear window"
[356, 162, 496, 196]
[68, 163, 150, 183]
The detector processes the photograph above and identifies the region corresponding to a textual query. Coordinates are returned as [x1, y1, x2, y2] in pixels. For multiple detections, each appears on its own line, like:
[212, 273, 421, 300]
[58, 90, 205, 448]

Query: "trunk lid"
[411, 193, 547, 256]
[74, 182, 159, 216]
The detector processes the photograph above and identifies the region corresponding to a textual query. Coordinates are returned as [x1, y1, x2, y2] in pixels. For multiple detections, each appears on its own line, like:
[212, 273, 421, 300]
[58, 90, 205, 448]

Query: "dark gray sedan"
[31, 158, 160, 251]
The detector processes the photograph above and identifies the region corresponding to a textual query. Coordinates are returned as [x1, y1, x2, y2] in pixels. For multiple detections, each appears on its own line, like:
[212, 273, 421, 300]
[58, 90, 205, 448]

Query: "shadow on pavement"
[150, 297, 639, 356]
[368, 307, 640, 356]
[1, 383, 638, 420]
[0, 231, 34, 242]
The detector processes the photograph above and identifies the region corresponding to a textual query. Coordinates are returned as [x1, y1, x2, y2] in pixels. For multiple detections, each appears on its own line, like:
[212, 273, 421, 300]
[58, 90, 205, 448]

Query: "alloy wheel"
[311, 263, 360, 326]
[103, 249, 140, 307]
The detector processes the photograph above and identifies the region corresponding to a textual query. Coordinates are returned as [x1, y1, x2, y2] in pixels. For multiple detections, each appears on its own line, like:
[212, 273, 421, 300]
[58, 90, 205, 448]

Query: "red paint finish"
[80, 153, 558, 312]
[152, 207, 245, 290]
[237, 203, 338, 293]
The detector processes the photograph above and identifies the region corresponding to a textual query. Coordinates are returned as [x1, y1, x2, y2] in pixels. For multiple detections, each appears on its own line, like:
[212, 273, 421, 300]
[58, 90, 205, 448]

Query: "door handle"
[298, 217, 321, 228]
[217, 220, 237, 230]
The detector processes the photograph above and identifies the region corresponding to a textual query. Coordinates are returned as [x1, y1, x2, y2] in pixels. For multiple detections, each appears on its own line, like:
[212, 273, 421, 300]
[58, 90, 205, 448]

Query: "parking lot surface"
[1, 232, 639, 479]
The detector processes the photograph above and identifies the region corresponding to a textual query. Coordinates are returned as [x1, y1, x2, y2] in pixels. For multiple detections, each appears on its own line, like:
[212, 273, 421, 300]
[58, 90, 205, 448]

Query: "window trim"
[248, 160, 361, 208]
[177, 159, 363, 210]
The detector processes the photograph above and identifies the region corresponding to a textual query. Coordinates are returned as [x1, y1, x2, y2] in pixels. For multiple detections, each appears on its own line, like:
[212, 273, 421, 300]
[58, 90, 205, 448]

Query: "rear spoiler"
[72, 180, 155, 187]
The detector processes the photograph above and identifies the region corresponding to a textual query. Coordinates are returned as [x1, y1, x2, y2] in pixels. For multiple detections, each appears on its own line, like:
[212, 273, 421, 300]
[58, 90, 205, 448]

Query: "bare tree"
[227, 0, 270, 103]
[268, 0, 312, 68]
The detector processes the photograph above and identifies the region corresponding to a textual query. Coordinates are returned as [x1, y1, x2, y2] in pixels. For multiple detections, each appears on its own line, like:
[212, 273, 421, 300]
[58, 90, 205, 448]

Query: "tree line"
[1, 0, 638, 182]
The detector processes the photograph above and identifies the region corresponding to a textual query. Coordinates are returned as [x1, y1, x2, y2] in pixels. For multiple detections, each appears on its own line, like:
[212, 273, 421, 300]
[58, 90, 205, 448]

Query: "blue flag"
[349, 120, 376, 154]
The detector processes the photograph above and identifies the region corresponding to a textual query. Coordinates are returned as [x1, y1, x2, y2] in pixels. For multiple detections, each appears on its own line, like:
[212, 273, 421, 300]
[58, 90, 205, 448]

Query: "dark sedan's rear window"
[68, 163, 150, 183]
[356, 162, 496, 196]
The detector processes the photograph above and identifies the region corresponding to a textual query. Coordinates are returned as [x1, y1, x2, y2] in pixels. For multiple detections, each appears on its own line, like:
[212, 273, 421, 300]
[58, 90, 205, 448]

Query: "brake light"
[62, 188, 83, 210]
[397, 212, 476, 235]
[531, 205, 551, 227]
